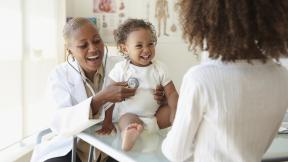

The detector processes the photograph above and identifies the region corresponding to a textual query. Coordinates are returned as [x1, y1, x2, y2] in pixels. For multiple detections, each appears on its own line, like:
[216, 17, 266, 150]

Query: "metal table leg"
[88, 145, 94, 162]
[72, 136, 77, 162]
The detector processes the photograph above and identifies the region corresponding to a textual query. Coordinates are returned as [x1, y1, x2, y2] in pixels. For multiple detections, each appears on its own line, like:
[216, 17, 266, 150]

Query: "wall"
[23, 0, 65, 136]
[65, 0, 200, 89]
[15, 152, 32, 162]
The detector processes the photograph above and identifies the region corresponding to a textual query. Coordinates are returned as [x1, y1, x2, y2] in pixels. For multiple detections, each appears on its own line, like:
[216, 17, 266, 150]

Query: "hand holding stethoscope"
[99, 81, 137, 103]
[90, 81, 138, 116]
[97, 77, 165, 105]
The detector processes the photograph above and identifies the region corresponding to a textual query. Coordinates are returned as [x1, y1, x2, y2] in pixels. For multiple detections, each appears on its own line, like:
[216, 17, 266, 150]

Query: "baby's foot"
[121, 123, 143, 151]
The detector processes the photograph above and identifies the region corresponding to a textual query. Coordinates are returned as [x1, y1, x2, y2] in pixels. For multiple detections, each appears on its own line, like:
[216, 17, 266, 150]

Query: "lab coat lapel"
[67, 61, 88, 103]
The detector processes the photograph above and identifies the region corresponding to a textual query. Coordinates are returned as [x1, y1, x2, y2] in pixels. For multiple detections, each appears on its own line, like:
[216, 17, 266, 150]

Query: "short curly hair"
[63, 17, 95, 45]
[114, 18, 157, 54]
[178, 0, 288, 62]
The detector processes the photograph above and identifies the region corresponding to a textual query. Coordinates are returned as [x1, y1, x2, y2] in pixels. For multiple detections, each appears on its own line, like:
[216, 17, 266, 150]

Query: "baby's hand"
[154, 85, 167, 105]
[96, 121, 116, 135]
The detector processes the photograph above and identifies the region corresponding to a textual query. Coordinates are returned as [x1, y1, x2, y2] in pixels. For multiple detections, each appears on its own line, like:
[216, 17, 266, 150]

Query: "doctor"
[31, 17, 170, 162]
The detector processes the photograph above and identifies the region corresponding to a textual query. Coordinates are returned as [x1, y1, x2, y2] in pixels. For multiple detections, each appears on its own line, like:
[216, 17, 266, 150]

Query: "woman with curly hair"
[162, 0, 288, 162]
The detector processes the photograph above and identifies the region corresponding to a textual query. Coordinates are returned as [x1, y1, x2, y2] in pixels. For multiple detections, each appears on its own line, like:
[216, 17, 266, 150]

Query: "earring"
[67, 51, 75, 61]
[70, 52, 75, 61]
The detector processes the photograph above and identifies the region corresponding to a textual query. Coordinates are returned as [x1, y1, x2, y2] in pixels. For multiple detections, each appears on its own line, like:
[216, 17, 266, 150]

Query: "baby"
[97, 19, 178, 151]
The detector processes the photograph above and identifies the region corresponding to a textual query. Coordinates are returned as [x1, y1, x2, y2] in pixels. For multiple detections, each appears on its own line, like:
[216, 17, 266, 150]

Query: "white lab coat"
[31, 54, 124, 162]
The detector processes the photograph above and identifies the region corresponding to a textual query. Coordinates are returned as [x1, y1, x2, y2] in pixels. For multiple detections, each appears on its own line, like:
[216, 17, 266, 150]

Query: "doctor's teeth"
[87, 55, 99, 59]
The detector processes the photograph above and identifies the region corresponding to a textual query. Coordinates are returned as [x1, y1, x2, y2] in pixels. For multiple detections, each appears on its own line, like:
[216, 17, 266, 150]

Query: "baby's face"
[124, 28, 156, 67]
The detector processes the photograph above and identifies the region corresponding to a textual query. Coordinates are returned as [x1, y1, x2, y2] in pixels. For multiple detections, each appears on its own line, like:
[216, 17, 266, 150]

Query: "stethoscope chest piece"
[127, 77, 139, 88]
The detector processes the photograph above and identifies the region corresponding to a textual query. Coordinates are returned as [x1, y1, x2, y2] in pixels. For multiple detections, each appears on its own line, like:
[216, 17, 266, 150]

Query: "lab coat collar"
[67, 60, 88, 103]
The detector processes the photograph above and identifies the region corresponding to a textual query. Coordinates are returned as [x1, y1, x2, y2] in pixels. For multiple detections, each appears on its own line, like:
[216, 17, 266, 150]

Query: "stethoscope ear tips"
[127, 77, 139, 89]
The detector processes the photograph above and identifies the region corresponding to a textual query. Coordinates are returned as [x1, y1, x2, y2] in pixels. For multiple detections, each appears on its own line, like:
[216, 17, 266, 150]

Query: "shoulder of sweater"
[185, 63, 219, 78]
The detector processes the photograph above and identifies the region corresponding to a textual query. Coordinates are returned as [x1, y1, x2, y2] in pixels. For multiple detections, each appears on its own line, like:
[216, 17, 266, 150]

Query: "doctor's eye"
[93, 37, 102, 44]
[77, 43, 88, 49]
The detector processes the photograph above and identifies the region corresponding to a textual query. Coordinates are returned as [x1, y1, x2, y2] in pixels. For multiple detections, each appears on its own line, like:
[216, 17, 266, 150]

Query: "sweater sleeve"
[162, 73, 205, 162]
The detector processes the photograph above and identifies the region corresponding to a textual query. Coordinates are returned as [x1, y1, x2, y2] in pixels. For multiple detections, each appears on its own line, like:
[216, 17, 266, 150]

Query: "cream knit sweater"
[162, 59, 288, 162]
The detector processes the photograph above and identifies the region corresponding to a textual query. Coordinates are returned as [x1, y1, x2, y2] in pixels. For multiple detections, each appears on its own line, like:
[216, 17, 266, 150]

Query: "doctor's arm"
[90, 81, 136, 115]
[48, 69, 100, 137]
[48, 69, 135, 137]
[161, 77, 205, 162]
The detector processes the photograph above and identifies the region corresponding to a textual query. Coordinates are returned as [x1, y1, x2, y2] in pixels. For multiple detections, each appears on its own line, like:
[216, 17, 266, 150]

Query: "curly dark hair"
[114, 18, 157, 54]
[178, 0, 288, 62]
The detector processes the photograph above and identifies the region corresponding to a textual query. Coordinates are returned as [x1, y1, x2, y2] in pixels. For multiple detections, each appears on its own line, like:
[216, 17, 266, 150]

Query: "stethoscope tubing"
[67, 45, 109, 96]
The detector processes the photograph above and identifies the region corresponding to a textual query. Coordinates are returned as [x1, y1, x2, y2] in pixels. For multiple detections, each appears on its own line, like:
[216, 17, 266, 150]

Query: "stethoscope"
[67, 45, 139, 100]
[66, 45, 140, 137]
[67, 45, 109, 96]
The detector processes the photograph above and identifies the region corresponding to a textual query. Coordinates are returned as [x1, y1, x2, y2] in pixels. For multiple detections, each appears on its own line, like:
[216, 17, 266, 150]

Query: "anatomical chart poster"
[93, 0, 181, 43]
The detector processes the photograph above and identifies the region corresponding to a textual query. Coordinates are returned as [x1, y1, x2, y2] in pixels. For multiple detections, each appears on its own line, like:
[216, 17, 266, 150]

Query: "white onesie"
[109, 59, 171, 132]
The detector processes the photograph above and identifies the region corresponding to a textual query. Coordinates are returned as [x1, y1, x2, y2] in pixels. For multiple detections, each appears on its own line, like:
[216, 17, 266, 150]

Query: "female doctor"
[31, 17, 170, 162]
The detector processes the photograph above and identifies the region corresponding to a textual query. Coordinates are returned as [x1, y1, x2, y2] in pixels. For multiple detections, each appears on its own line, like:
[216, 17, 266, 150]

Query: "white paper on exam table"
[94, 124, 170, 153]
[279, 121, 288, 134]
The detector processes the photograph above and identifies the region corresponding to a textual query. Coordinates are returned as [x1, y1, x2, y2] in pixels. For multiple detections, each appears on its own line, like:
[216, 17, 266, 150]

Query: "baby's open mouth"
[140, 55, 150, 60]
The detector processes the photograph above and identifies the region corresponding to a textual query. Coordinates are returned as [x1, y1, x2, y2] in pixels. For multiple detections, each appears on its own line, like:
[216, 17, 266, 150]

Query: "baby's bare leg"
[119, 113, 144, 151]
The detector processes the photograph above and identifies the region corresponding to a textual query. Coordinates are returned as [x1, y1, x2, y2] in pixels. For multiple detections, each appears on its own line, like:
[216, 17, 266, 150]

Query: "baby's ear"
[119, 44, 128, 54]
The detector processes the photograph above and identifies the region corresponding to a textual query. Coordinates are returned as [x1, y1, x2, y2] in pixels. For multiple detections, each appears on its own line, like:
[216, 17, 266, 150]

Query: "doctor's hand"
[153, 85, 167, 105]
[100, 81, 137, 103]
[91, 82, 136, 116]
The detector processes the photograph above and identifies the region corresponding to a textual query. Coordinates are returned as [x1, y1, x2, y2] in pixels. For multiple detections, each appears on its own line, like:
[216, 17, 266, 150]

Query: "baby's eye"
[135, 44, 143, 49]
[148, 42, 155, 47]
